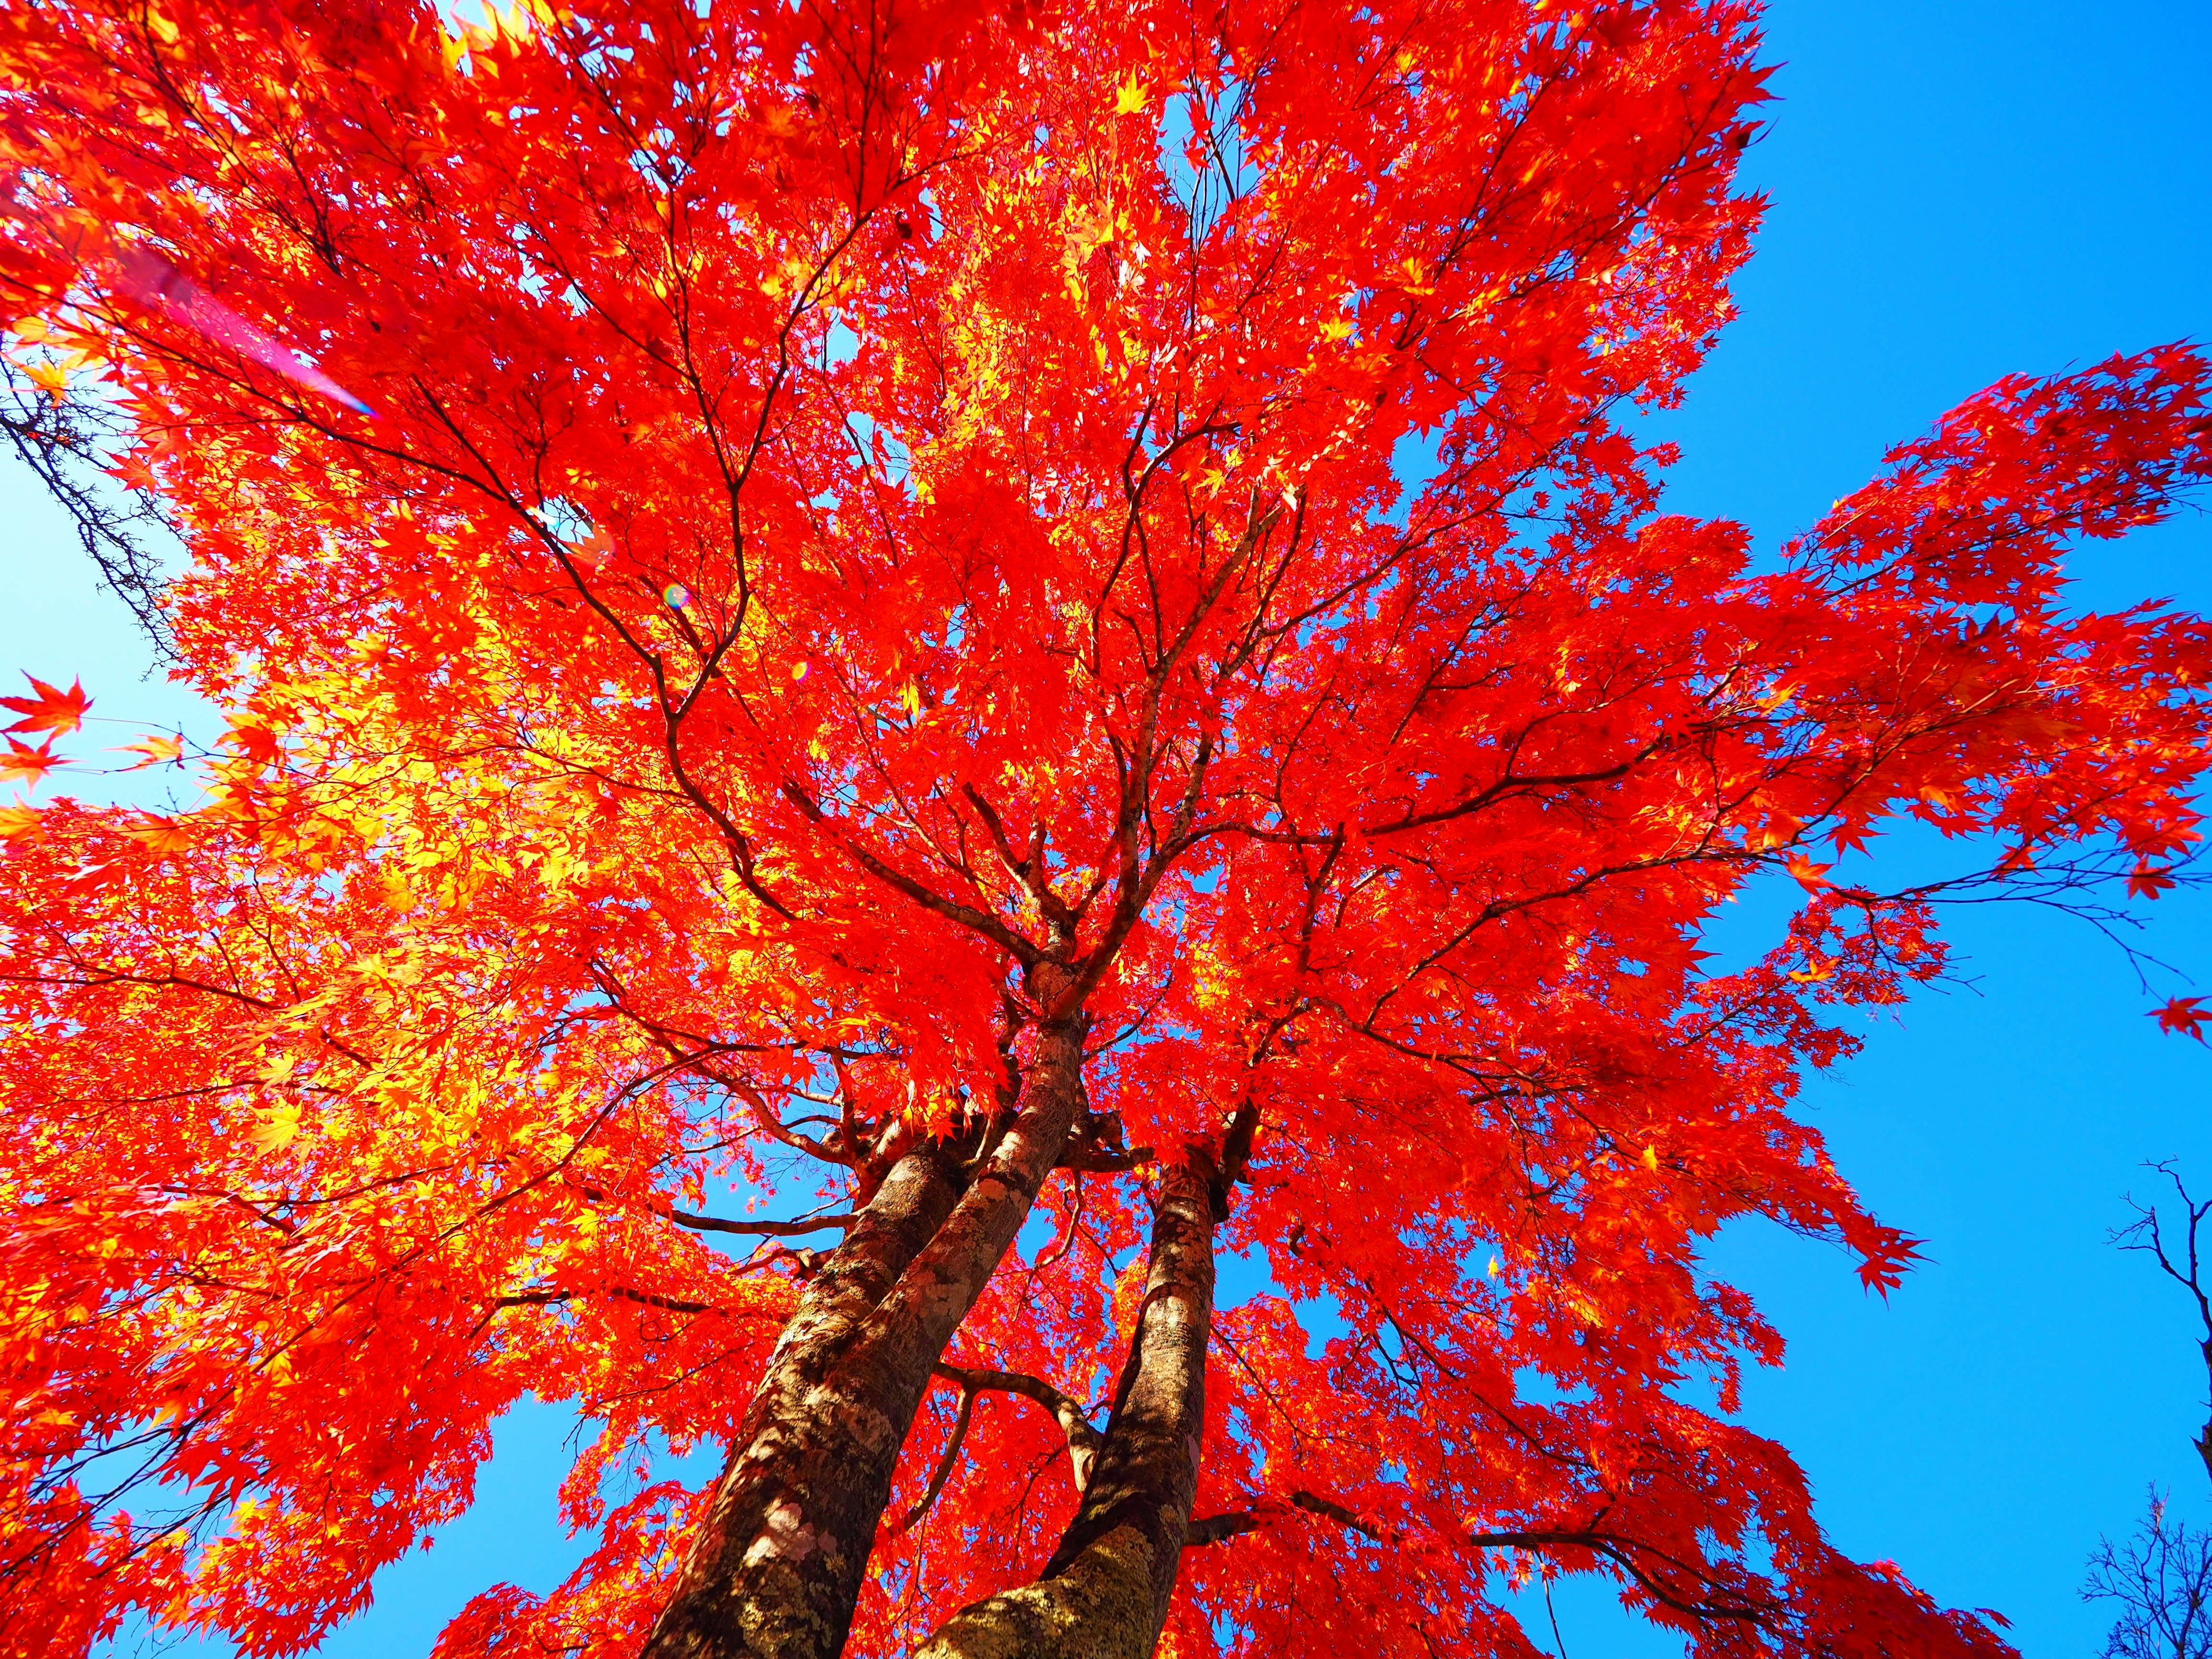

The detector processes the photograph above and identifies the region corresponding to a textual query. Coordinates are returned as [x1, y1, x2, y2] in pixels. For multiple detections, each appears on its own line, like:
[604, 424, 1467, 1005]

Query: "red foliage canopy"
[0, 2, 2206, 1657]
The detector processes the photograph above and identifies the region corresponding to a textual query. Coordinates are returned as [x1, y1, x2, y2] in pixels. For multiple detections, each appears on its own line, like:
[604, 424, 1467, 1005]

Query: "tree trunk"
[643, 1002, 1092, 1659]
[914, 1153, 1218, 1659]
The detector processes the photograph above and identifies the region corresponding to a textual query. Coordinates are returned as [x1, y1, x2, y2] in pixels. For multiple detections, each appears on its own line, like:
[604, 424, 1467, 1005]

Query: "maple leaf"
[0, 801, 40, 840]
[21, 358, 69, 397]
[2128, 858, 2177, 899]
[108, 453, 161, 493]
[0, 737, 64, 786]
[220, 723, 282, 765]
[118, 733, 186, 768]
[248, 1100, 302, 1153]
[125, 813, 195, 854]
[0, 675, 90, 736]
[1855, 1230, 1928, 1298]
[1785, 852, 1835, 893]
[2152, 997, 2210, 1042]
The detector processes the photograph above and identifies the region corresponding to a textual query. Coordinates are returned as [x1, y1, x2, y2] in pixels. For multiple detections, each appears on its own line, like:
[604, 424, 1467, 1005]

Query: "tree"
[1, 2, 2207, 1658]
[2089, 1177, 2212, 1659]
[2120, 1166, 2212, 1483]
[2087, 1494, 2212, 1659]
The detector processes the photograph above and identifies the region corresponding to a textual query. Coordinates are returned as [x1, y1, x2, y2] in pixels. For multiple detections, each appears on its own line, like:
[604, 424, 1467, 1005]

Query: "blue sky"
[5, 3, 2207, 1654]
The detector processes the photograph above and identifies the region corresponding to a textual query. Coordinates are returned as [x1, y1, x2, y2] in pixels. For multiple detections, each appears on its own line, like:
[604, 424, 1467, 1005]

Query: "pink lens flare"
[113, 247, 376, 419]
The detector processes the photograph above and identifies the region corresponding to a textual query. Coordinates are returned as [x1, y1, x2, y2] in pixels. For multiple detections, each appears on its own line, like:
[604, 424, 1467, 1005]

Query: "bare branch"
[2086, 1487, 2212, 1659]
[669, 1208, 855, 1238]
[2118, 1162, 2212, 1481]
[892, 1381, 979, 1535]
[931, 1360, 1103, 1494]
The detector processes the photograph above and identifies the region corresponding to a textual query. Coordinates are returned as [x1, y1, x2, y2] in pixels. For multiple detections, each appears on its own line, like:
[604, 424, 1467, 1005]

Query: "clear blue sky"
[6, 3, 2205, 1654]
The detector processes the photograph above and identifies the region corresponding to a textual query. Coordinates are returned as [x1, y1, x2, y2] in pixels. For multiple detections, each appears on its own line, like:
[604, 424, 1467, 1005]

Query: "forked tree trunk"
[644, 1005, 1092, 1659]
[915, 1153, 1218, 1659]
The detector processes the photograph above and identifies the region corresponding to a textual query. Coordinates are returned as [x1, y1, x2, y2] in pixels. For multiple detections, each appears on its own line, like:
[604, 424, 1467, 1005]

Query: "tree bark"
[643, 998, 1092, 1659]
[914, 1153, 1218, 1659]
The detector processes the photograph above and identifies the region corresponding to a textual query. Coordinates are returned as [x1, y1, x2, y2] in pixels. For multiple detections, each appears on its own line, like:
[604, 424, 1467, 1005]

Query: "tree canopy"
[2, 2, 2208, 1657]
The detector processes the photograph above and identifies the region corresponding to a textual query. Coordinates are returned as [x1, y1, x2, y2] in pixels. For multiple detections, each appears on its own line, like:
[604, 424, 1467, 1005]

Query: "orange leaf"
[1785, 853, 1834, 893]
[0, 737, 64, 786]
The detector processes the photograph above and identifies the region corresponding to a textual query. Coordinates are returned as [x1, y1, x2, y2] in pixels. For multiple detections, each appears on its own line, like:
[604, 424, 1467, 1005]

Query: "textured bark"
[643, 997, 1092, 1659]
[916, 1154, 1218, 1659]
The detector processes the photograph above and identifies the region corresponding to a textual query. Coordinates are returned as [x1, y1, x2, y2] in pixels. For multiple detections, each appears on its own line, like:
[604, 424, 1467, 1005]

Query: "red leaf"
[2152, 997, 2210, 1042]
[0, 675, 90, 737]
[2128, 858, 2177, 900]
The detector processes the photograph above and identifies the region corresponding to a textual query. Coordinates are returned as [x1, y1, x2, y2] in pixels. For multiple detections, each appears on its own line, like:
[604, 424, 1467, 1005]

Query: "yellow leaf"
[1641, 1146, 1660, 1172]
[119, 732, 185, 768]
[0, 802, 41, 840]
[249, 1100, 301, 1154]
[1115, 75, 1146, 115]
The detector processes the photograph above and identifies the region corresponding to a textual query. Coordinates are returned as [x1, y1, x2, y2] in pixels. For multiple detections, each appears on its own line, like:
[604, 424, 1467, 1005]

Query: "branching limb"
[930, 1360, 1104, 1494]
[668, 1207, 855, 1238]
[2118, 1161, 2212, 1481]
[2085, 1487, 2212, 1659]
[1184, 1511, 1264, 1546]
[892, 1381, 980, 1535]
[1187, 1491, 1776, 1626]
[780, 779, 1042, 963]
[495, 1285, 718, 1316]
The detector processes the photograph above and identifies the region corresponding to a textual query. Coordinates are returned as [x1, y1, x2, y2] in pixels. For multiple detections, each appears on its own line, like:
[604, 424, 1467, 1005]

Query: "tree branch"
[892, 1380, 980, 1535]
[669, 1208, 855, 1238]
[930, 1360, 1103, 1493]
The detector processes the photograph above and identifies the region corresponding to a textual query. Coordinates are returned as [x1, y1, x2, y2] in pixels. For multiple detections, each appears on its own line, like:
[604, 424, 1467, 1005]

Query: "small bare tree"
[2118, 1163, 2212, 1479]
[2086, 1491, 2212, 1659]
